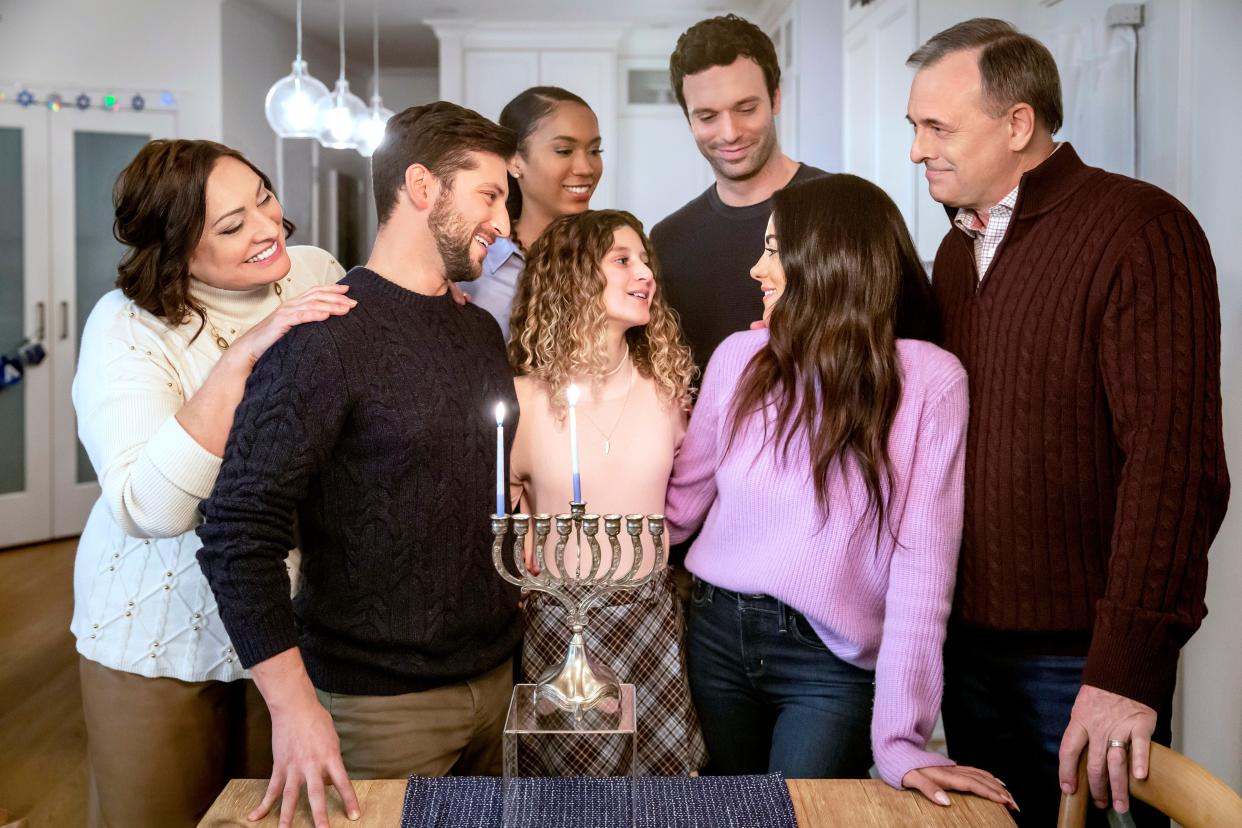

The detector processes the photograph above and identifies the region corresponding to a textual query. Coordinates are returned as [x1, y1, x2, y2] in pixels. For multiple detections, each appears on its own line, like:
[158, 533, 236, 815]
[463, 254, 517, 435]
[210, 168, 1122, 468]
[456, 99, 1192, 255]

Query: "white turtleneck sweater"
[70, 245, 344, 683]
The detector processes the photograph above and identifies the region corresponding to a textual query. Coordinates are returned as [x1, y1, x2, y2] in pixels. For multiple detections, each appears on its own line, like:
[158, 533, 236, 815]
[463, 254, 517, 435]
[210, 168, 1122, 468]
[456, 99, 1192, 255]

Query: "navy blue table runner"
[400, 773, 798, 828]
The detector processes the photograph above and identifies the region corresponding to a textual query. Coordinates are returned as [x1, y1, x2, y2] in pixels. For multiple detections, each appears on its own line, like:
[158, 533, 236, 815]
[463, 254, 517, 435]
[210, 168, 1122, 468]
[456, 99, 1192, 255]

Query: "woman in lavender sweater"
[667, 174, 1015, 812]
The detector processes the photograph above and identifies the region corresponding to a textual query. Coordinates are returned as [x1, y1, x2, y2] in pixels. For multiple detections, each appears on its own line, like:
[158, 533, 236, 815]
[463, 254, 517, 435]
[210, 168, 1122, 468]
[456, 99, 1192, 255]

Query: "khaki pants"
[79, 656, 272, 828]
[315, 658, 513, 779]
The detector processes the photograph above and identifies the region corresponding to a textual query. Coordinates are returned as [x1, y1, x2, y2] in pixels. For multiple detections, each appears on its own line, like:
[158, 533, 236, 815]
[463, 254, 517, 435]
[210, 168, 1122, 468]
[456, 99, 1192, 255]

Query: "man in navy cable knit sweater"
[198, 102, 521, 825]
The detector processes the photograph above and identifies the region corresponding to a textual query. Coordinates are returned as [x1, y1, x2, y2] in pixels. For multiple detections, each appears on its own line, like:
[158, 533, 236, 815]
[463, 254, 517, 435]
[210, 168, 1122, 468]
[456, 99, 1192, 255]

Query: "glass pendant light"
[355, 2, 394, 158]
[316, 0, 366, 149]
[264, 0, 330, 138]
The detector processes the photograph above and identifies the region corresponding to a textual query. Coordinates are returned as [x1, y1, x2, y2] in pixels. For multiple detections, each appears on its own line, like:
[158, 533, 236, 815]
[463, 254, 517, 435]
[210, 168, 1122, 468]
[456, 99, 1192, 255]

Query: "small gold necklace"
[578, 355, 635, 455]
[203, 281, 284, 352]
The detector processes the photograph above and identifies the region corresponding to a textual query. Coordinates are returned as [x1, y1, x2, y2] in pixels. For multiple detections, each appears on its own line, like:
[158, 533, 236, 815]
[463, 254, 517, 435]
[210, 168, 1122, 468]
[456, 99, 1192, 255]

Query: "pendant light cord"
[295, 0, 304, 62]
[337, 0, 347, 83]
[372, 1, 380, 98]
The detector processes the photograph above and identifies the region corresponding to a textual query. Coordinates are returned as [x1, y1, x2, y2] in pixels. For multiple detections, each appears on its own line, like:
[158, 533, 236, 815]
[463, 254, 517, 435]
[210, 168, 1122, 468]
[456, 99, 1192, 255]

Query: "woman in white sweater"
[71, 139, 353, 827]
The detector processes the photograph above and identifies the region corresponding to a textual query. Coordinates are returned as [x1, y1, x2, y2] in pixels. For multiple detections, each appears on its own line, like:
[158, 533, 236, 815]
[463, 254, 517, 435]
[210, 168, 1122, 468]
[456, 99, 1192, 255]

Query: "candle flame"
[567, 384, 580, 405]
[494, 402, 505, 423]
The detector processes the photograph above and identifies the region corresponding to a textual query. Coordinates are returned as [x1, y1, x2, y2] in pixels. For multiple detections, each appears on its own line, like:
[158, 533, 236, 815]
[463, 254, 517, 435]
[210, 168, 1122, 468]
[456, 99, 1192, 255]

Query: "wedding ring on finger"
[1108, 739, 1130, 750]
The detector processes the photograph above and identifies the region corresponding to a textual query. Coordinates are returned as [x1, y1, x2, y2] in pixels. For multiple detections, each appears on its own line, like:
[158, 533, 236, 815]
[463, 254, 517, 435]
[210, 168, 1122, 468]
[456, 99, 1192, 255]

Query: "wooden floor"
[0, 538, 88, 828]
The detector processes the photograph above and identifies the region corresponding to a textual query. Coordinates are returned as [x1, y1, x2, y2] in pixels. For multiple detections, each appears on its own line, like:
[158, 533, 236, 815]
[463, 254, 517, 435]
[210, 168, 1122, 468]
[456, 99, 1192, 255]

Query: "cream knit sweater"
[70, 246, 344, 682]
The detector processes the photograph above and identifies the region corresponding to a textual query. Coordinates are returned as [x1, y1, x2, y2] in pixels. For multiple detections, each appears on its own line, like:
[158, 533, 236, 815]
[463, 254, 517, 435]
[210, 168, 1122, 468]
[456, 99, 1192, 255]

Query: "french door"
[0, 106, 52, 547]
[0, 105, 174, 547]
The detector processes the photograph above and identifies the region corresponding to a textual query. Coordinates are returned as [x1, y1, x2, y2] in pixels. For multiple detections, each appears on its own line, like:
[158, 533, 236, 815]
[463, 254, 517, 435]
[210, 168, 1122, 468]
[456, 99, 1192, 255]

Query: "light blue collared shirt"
[461, 237, 524, 339]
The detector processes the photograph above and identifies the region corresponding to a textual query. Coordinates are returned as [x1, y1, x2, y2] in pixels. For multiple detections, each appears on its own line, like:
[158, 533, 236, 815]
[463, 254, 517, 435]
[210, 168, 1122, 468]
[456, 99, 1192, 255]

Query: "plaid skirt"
[521, 569, 708, 776]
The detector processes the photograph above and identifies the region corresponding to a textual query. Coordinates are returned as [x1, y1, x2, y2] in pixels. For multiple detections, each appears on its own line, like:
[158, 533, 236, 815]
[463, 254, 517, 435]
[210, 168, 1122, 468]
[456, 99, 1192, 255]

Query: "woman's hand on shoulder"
[902, 764, 1017, 811]
[229, 284, 355, 369]
[447, 281, 472, 306]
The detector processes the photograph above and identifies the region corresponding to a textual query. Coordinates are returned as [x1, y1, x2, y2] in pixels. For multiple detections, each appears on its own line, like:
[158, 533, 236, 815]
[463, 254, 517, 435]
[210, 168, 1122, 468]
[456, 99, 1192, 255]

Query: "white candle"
[567, 384, 582, 502]
[494, 402, 506, 516]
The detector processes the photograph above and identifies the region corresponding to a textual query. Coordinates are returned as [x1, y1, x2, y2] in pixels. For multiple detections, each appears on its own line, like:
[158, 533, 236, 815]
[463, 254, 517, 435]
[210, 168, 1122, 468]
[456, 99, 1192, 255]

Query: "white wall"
[781, 0, 845, 172]
[1015, 0, 1184, 193]
[0, 0, 224, 141]
[377, 67, 440, 114]
[1174, 0, 1242, 794]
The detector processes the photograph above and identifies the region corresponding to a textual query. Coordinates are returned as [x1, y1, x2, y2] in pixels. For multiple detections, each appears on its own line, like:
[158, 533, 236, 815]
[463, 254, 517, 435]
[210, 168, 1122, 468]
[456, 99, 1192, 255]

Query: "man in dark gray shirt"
[651, 14, 827, 372]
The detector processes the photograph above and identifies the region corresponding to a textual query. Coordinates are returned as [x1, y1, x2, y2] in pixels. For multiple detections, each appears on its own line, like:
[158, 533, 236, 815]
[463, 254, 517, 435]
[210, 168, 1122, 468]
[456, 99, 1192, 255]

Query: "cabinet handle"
[60, 301, 69, 340]
[35, 301, 46, 341]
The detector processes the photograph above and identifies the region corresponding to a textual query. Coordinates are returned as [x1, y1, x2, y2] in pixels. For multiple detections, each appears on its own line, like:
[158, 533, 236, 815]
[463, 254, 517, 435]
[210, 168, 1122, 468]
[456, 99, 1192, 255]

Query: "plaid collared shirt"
[953, 184, 1019, 281]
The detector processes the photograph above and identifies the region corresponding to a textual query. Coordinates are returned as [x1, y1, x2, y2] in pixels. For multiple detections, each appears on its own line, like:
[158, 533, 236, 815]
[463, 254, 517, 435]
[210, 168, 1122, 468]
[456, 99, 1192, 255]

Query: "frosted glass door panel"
[72, 130, 149, 485]
[0, 106, 52, 549]
[0, 128, 24, 495]
[52, 108, 173, 539]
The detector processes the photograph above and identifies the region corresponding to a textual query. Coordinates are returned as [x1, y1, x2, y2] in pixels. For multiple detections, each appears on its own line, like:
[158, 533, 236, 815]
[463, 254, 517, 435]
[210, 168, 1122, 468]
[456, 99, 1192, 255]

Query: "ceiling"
[243, 0, 757, 69]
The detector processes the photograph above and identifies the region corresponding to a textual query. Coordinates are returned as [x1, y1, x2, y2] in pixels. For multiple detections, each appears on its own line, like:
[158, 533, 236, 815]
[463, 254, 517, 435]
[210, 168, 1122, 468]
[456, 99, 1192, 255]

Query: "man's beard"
[428, 189, 480, 283]
[705, 118, 779, 183]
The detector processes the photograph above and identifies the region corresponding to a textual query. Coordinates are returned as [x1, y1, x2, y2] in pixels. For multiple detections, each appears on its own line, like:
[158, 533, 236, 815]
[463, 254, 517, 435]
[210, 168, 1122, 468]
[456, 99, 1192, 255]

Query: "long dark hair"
[727, 174, 941, 531]
[113, 139, 294, 337]
[498, 86, 593, 241]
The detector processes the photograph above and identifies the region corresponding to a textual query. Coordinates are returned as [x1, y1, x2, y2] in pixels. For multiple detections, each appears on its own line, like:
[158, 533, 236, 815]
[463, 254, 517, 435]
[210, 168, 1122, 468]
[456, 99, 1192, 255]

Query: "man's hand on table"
[249, 648, 360, 828]
[902, 764, 1017, 812]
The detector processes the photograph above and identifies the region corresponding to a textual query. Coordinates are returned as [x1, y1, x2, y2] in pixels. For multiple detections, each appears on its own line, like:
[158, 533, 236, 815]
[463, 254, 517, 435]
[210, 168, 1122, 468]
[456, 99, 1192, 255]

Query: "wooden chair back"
[1057, 743, 1242, 828]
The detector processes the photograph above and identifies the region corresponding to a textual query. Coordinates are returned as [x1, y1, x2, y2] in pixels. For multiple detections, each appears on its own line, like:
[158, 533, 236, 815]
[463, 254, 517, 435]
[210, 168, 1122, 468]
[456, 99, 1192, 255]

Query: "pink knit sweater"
[667, 330, 968, 787]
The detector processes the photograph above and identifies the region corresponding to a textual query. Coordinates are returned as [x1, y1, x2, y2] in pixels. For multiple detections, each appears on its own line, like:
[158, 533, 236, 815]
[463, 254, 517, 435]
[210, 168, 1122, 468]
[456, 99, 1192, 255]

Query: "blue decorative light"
[131, 94, 145, 111]
[16, 89, 34, 107]
[160, 92, 175, 107]
[75, 93, 91, 110]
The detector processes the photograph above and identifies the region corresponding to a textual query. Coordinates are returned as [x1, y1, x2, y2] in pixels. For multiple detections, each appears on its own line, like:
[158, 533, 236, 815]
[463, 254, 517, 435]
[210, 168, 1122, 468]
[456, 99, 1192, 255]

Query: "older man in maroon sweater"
[905, 19, 1229, 828]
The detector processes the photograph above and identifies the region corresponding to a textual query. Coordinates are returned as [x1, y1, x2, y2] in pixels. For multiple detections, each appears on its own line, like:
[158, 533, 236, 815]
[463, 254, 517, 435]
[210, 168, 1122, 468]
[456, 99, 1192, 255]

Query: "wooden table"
[200, 778, 1017, 827]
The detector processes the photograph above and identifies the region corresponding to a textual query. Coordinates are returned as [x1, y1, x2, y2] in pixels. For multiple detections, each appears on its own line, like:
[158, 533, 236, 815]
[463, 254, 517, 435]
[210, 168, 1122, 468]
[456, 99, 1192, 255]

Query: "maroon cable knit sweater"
[932, 143, 1230, 709]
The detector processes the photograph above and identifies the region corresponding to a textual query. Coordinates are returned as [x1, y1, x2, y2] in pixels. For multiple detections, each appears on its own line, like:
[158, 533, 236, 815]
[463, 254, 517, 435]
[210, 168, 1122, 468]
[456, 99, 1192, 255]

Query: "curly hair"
[508, 210, 695, 418]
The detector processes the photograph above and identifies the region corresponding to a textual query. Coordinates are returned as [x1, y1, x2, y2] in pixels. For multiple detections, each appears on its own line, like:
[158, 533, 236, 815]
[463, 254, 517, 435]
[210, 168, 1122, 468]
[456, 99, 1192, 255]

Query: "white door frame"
[0, 106, 52, 548]
[49, 108, 176, 537]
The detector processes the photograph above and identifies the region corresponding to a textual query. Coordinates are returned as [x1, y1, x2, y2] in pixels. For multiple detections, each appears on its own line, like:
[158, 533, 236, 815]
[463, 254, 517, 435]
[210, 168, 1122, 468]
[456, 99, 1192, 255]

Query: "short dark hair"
[113, 139, 294, 337]
[498, 86, 593, 226]
[669, 14, 780, 115]
[907, 18, 1063, 134]
[372, 101, 518, 224]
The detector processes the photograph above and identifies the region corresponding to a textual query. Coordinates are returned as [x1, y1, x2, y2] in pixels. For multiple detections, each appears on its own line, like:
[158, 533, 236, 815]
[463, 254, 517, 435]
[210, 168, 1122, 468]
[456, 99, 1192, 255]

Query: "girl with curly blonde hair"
[507, 209, 705, 775]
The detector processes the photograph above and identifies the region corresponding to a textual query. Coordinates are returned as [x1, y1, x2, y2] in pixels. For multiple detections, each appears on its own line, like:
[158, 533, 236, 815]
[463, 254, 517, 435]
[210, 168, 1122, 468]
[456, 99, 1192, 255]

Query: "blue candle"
[567, 384, 582, 502]
[494, 402, 506, 516]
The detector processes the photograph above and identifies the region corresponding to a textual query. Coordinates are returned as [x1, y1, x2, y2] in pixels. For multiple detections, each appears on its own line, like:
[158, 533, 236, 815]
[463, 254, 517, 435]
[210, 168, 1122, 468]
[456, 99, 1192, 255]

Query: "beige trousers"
[315, 658, 513, 779]
[79, 656, 272, 828]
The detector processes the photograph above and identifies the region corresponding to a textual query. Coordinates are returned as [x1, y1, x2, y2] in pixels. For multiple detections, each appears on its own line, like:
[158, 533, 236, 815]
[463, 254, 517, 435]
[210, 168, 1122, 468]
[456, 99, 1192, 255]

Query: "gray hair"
[907, 18, 1063, 134]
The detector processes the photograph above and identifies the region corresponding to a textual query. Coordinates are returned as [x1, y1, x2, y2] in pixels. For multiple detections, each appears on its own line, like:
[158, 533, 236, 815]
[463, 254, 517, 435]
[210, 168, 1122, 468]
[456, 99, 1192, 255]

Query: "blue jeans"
[685, 578, 875, 778]
[943, 631, 1172, 828]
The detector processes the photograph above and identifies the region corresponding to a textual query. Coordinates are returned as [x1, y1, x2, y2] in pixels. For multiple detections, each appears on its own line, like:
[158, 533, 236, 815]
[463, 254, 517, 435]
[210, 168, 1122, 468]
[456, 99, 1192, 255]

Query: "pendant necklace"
[579, 347, 634, 455]
[202, 280, 285, 352]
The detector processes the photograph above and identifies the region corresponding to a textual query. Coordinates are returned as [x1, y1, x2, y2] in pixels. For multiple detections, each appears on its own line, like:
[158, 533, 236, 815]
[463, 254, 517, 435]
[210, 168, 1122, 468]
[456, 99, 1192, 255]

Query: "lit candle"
[494, 402, 506, 516]
[567, 384, 582, 503]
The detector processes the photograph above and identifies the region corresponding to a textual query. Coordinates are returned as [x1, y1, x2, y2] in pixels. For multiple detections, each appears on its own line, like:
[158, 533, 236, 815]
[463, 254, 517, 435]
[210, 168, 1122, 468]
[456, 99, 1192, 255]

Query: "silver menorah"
[491, 501, 666, 715]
